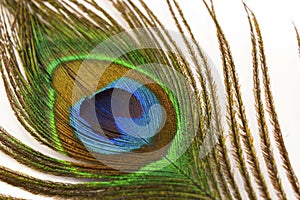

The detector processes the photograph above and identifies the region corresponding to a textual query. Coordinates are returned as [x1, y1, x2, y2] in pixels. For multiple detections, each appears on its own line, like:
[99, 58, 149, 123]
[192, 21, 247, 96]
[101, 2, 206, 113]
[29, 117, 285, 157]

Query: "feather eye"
[50, 55, 180, 171]
[0, 0, 300, 199]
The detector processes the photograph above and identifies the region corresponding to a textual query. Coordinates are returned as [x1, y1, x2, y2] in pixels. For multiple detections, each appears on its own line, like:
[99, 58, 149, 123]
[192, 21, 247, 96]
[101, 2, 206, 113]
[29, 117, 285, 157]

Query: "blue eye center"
[79, 88, 143, 139]
[70, 77, 164, 155]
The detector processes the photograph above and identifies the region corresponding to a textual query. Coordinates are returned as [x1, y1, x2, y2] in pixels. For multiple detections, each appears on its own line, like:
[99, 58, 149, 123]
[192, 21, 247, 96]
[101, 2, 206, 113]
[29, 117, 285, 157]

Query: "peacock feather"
[0, 0, 299, 199]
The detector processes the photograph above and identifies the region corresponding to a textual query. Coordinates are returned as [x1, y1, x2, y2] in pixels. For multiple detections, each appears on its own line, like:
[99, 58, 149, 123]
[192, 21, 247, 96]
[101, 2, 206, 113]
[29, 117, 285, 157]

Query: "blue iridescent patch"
[70, 77, 164, 154]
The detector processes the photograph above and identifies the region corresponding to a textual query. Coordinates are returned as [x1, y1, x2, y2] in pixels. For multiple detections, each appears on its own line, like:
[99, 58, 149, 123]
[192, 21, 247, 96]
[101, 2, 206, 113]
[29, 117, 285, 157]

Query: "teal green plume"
[0, 0, 299, 199]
